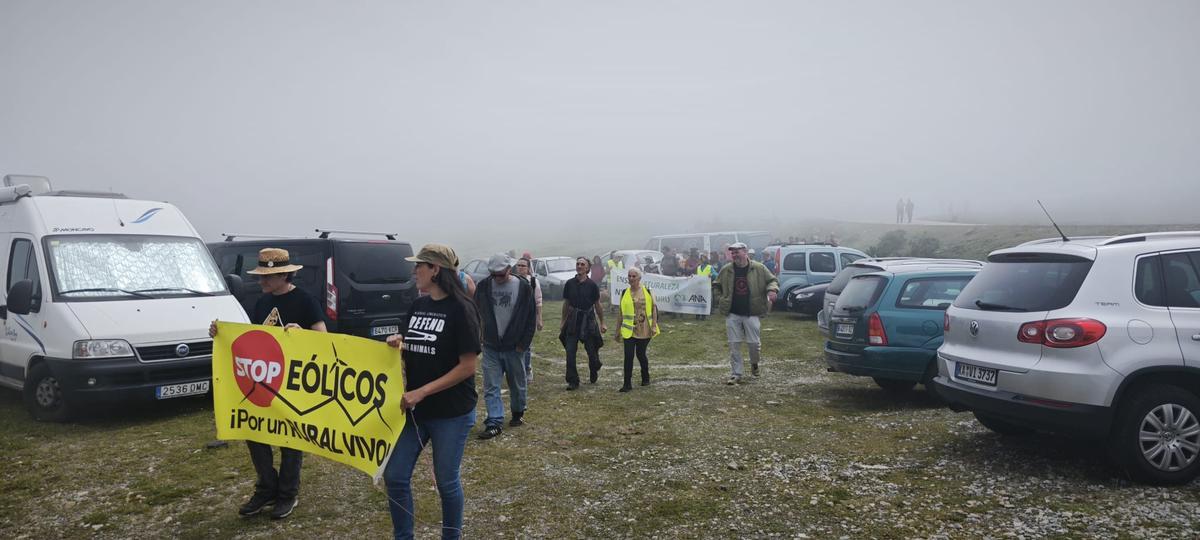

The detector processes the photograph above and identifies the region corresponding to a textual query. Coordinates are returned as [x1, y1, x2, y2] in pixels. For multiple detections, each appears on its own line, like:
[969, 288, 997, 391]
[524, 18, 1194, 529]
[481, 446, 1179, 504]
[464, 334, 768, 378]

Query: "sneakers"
[618, 384, 632, 393]
[566, 382, 579, 391]
[751, 364, 760, 377]
[589, 370, 599, 384]
[726, 376, 740, 385]
[509, 412, 524, 427]
[478, 424, 502, 440]
[270, 498, 297, 520]
[641, 376, 650, 386]
[238, 492, 276, 517]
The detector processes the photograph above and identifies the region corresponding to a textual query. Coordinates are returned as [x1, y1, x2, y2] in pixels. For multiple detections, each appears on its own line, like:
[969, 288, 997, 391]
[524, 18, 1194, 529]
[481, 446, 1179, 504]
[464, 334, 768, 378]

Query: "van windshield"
[46, 235, 226, 299]
[953, 254, 1092, 312]
[545, 259, 576, 273]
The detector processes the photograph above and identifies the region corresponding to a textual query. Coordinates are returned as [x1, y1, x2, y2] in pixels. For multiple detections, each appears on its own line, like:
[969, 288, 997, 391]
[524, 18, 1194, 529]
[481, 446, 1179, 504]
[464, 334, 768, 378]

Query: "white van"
[0, 175, 248, 421]
[644, 231, 773, 255]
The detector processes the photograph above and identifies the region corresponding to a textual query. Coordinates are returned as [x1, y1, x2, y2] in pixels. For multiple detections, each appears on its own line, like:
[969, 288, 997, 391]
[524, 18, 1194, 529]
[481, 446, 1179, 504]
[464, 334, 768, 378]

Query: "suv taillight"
[325, 257, 338, 320]
[774, 250, 781, 275]
[868, 312, 888, 346]
[944, 311, 950, 332]
[1017, 318, 1106, 348]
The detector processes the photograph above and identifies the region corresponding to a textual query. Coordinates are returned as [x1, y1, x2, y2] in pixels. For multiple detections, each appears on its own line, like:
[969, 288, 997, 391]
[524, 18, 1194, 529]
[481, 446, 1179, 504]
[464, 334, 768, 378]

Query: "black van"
[207, 231, 416, 341]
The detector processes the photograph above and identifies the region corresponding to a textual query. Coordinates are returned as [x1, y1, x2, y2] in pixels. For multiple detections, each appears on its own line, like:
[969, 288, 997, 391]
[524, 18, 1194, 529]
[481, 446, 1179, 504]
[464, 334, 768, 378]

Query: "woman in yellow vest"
[695, 253, 714, 321]
[617, 267, 660, 392]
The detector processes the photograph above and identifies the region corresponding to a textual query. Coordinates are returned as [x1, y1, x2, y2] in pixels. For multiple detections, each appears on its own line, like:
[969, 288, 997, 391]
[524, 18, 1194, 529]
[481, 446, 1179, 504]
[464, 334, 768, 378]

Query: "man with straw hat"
[209, 247, 326, 520]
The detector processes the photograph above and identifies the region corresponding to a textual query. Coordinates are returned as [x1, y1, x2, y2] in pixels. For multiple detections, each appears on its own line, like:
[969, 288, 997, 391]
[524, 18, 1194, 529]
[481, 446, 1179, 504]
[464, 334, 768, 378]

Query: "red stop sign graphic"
[230, 330, 286, 407]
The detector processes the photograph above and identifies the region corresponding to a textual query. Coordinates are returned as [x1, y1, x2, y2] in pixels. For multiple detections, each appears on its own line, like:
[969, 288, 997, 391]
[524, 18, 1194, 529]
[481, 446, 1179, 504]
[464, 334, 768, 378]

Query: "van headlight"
[73, 340, 135, 359]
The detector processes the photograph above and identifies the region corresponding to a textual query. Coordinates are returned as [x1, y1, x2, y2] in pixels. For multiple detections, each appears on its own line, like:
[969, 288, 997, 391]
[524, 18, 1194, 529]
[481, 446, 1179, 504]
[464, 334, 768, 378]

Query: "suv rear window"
[335, 243, 414, 284]
[953, 254, 1092, 312]
[828, 265, 880, 295]
[837, 275, 888, 310]
[896, 276, 971, 310]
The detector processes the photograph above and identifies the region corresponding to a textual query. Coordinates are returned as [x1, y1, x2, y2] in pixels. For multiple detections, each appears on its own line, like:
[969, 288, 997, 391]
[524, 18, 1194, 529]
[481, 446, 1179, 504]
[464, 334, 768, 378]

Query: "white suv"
[935, 232, 1200, 485]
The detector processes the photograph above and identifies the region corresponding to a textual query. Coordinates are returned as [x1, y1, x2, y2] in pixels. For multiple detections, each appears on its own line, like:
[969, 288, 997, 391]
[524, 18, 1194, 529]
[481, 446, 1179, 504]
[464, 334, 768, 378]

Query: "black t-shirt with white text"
[402, 295, 481, 420]
[730, 264, 751, 316]
[251, 287, 324, 328]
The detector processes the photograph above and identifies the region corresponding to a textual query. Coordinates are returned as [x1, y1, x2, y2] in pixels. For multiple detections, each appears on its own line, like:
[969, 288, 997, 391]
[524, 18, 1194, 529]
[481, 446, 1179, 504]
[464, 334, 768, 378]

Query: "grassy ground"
[2, 302, 1199, 539]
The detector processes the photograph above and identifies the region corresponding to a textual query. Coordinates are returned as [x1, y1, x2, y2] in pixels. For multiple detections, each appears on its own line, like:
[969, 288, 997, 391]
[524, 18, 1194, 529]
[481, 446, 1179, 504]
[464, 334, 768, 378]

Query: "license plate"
[955, 362, 998, 386]
[156, 380, 210, 399]
[371, 325, 399, 337]
[835, 323, 854, 336]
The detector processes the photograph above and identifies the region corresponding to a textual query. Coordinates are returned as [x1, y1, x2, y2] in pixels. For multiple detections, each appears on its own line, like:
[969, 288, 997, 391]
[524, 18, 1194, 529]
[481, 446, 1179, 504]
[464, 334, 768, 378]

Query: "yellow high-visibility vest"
[620, 285, 660, 339]
[696, 264, 713, 278]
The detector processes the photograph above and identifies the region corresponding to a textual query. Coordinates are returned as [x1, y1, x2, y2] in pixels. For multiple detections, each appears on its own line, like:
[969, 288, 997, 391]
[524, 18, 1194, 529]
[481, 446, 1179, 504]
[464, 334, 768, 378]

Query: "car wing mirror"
[6, 279, 34, 316]
[225, 274, 245, 293]
[938, 302, 952, 310]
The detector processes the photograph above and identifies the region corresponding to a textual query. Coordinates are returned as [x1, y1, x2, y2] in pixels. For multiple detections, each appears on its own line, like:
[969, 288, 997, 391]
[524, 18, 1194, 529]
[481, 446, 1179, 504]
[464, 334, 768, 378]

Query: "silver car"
[936, 231, 1200, 485]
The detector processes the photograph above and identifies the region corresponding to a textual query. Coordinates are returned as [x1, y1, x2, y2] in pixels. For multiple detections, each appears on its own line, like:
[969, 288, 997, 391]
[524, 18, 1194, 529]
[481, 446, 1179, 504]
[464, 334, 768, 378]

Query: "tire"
[920, 361, 945, 403]
[873, 377, 916, 393]
[22, 362, 75, 422]
[1110, 384, 1200, 485]
[973, 412, 1034, 436]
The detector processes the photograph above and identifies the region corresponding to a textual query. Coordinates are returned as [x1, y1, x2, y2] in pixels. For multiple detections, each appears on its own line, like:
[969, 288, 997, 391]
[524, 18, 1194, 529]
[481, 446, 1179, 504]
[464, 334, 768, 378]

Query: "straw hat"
[246, 248, 304, 275]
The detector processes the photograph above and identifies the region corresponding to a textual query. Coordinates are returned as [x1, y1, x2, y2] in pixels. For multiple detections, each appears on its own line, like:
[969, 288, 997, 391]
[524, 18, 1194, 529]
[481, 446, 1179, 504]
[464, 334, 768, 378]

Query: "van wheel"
[973, 412, 1033, 436]
[1111, 384, 1200, 485]
[873, 377, 916, 393]
[23, 363, 74, 422]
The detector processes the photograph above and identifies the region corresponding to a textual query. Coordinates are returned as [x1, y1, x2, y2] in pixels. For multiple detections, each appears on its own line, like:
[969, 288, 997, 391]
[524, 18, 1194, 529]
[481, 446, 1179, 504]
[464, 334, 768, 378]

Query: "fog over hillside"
[2, 1, 1197, 253]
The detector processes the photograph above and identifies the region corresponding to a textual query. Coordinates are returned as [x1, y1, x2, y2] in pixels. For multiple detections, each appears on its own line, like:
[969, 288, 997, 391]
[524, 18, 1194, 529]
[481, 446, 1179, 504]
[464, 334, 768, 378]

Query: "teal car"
[823, 265, 979, 393]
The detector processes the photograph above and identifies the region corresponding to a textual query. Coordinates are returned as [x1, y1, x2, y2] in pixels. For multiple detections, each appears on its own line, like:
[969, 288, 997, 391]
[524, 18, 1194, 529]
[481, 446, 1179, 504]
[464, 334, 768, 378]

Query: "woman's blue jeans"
[383, 408, 475, 540]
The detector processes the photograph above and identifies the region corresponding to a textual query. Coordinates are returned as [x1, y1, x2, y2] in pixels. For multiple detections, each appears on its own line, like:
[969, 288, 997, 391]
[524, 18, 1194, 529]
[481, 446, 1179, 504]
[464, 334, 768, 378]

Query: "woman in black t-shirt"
[383, 244, 481, 540]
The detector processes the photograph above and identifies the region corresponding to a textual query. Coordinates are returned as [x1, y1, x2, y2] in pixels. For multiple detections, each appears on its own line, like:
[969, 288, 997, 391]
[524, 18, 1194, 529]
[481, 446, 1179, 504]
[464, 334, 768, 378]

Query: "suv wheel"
[23, 363, 75, 422]
[873, 377, 916, 393]
[1112, 384, 1200, 485]
[974, 412, 1034, 436]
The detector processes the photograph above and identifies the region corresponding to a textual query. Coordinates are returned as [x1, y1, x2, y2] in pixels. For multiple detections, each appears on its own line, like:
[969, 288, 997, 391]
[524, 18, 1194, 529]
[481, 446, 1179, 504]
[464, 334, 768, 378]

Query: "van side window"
[1134, 255, 1166, 307]
[782, 253, 807, 272]
[840, 253, 864, 267]
[1161, 252, 1200, 308]
[7, 239, 42, 306]
[809, 252, 836, 273]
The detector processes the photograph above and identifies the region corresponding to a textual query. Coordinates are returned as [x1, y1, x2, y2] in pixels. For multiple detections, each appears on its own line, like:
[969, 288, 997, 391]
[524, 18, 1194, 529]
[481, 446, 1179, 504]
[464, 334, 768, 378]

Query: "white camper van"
[0, 175, 248, 421]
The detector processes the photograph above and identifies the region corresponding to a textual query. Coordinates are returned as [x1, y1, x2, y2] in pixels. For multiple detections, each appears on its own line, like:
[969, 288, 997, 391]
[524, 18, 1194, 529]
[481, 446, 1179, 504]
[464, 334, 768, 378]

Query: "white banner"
[609, 272, 712, 315]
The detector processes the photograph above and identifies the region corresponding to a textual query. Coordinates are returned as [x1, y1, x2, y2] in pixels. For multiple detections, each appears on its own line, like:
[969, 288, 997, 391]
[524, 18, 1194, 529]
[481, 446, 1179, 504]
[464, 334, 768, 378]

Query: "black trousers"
[622, 337, 650, 386]
[564, 337, 601, 385]
[247, 441, 303, 500]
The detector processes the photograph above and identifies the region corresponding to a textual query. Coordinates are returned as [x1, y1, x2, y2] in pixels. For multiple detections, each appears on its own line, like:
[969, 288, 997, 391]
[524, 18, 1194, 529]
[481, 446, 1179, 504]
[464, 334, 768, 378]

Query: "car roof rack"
[1098, 231, 1200, 246]
[1017, 236, 1111, 247]
[221, 233, 305, 242]
[315, 229, 397, 240]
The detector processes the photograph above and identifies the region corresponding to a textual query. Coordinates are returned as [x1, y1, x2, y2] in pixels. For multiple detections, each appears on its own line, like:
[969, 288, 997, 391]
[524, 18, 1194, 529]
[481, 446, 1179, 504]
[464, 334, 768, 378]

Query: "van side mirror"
[225, 274, 244, 293]
[6, 279, 34, 316]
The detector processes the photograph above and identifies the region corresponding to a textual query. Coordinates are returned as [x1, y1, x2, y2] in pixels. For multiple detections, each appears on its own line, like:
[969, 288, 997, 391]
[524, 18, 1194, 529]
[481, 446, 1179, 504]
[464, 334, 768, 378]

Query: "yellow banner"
[212, 322, 406, 478]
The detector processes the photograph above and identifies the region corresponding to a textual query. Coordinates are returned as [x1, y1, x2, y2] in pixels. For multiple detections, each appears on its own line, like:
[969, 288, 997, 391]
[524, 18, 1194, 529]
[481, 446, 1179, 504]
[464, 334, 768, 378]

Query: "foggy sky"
[2, 1, 1198, 251]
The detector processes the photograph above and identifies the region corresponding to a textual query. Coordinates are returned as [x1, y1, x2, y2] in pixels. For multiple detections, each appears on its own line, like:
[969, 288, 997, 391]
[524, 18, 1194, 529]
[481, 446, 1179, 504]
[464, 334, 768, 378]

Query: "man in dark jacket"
[474, 254, 537, 440]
